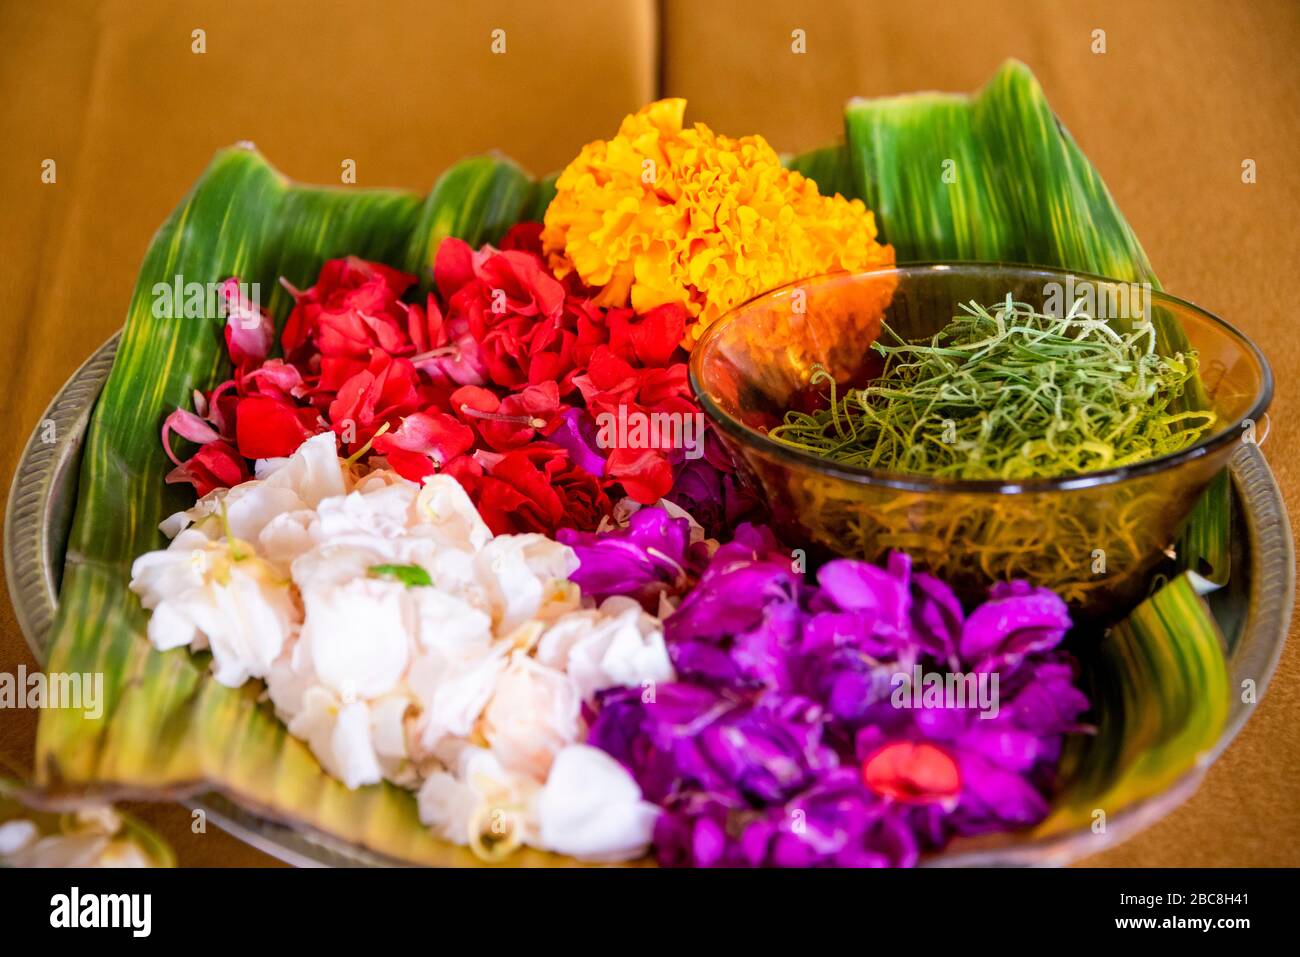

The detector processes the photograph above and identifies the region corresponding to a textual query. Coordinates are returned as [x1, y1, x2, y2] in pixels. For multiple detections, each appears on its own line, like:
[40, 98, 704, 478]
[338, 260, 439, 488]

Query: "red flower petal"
[477, 250, 567, 321]
[280, 257, 416, 366]
[161, 409, 222, 465]
[605, 447, 675, 504]
[862, 742, 962, 805]
[434, 239, 477, 301]
[373, 411, 474, 466]
[474, 446, 567, 535]
[240, 359, 309, 401]
[382, 448, 439, 484]
[221, 277, 274, 368]
[442, 454, 483, 496]
[165, 440, 250, 496]
[499, 222, 545, 256]
[609, 302, 687, 368]
[235, 395, 317, 459]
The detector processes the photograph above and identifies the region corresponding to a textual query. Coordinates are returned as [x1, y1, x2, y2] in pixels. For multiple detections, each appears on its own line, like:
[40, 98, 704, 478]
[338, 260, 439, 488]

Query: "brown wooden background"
[2, 0, 1297, 866]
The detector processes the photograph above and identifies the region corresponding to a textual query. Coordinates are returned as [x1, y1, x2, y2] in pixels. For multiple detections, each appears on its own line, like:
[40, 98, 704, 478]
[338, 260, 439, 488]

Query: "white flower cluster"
[129, 433, 671, 862]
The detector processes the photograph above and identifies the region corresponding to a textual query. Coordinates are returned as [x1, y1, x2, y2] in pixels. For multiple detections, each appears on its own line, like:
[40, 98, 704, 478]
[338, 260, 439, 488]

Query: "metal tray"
[5, 334, 1294, 866]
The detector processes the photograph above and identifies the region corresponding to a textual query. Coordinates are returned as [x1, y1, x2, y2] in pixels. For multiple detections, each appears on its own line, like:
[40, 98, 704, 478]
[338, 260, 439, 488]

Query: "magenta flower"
[584, 527, 1090, 866]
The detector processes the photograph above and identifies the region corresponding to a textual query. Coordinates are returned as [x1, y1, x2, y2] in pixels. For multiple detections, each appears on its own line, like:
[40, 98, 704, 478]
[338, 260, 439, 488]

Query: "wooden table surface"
[2, 0, 1297, 866]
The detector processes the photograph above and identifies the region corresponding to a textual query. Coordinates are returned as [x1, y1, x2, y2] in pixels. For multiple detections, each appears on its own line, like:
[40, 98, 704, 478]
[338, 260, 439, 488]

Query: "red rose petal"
[165, 440, 250, 497]
[605, 447, 675, 504]
[235, 395, 317, 459]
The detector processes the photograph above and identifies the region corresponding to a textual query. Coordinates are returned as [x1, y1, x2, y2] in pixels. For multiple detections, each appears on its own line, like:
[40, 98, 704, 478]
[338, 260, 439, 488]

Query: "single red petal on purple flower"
[862, 741, 962, 805]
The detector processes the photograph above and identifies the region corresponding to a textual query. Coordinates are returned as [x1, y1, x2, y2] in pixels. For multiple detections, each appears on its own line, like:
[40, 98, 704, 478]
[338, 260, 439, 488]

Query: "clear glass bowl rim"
[689, 262, 1275, 495]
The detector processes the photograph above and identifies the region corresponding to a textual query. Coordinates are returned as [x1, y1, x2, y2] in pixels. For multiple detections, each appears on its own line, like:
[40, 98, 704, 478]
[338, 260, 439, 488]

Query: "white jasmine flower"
[257, 509, 320, 567]
[406, 645, 506, 755]
[369, 692, 418, 786]
[265, 637, 317, 720]
[536, 745, 659, 862]
[253, 431, 347, 506]
[130, 531, 295, 687]
[415, 477, 492, 551]
[411, 588, 494, 654]
[474, 534, 580, 635]
[480, 653, 581, 779]
[417, 745, 539, 858]
[300, 577, 412, 700]
[316, 481, 418, 541]
[288, 686, 384, 789]
[536, 596, 674, 701]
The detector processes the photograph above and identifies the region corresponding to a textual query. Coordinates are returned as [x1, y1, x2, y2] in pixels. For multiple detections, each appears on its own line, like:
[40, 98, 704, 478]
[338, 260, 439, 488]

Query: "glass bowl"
[690, 264, 1273, 618]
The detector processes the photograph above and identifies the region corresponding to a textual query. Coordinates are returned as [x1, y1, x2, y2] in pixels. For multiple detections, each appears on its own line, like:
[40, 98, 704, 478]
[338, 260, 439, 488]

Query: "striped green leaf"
[401, 153, 541, 276]
[1037, 573, 1230, 833]
[842, 59, 1158, 282]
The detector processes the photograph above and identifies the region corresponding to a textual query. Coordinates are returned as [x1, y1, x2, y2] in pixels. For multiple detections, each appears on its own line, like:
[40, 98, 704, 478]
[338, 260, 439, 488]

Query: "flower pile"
[132, 433, 671, 861]
[541, 99, 895, 340]
[569, 511, 1089, 866]
[162, 228, 754, 540]
[136, 104, 1096, 866]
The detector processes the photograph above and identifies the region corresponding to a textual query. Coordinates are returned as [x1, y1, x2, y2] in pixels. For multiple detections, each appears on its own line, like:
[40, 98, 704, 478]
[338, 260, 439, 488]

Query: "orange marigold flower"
[541, 99, 894, 342]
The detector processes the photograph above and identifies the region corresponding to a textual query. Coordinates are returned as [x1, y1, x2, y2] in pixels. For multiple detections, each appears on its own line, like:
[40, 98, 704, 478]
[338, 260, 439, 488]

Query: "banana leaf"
[1034, 573, 1230, 835]
[401, 153, 543, 277]
[842, 61, 1158, 284]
